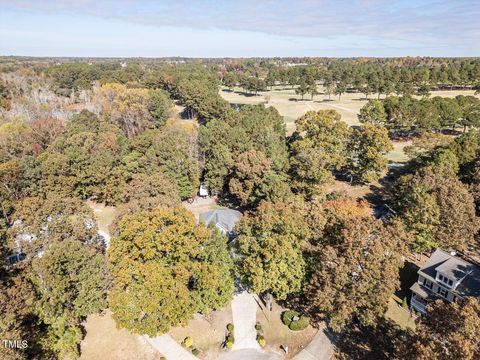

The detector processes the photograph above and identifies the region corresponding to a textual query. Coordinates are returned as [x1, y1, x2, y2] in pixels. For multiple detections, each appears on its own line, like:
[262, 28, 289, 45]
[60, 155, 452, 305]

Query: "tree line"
[221, 58, 480, 99]
[359, 95, 480, 136]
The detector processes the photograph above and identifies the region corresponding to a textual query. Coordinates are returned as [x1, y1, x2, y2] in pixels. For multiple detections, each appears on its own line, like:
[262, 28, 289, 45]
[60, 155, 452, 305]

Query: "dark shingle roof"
[419, 249, 480, 298]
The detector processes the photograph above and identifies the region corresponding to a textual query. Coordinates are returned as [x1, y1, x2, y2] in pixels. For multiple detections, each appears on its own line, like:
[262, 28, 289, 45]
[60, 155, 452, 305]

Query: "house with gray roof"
[199, 209, 242, 240]
[410, 249, 480, 314]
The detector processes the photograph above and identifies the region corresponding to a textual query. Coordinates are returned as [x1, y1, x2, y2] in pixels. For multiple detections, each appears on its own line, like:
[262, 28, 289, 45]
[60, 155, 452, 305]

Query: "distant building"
[5, 252, 25, 266]
[199, 209, 242, 240]
[199, 184, 209, 198]
[410, 249, 480, 314]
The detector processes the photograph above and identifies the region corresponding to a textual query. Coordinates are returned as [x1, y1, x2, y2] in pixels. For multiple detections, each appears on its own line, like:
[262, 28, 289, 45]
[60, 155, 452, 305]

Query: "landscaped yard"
[255, 301, 317, 359]
[385, 298, 416, 330]
[168, 305, 233, 360]
[385, 260, 420, 330]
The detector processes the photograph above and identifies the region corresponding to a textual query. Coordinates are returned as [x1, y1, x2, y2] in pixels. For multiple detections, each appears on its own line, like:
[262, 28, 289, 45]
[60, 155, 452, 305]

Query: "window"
[423, 278, 433, 289]
[437, 287, 448, 298]
[437, 273, 453, 288]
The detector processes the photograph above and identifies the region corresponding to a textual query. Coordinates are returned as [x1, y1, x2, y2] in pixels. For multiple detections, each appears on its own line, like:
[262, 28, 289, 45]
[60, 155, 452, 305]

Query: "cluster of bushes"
[182, 336, 200, 356]
[282, 310, 310, 331]
[226, 323, 235, 349]
[255, 323, 265, 347]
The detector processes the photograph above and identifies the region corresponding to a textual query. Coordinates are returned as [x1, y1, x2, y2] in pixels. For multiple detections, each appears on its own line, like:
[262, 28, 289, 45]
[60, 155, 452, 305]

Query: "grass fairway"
[221, 87, 478, 161]
[221, 86, 479, 134]
[387, 140, 412, 163]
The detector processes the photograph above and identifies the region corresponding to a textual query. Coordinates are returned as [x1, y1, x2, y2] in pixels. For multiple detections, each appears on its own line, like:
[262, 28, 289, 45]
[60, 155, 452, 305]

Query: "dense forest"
[1, 56, 480, 359]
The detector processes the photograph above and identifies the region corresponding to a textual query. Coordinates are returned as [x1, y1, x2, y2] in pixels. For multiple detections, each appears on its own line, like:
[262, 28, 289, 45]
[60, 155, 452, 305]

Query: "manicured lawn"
[256, 301, 316, 359]
[168, 306, 233, 360]
[385, 260, 419, 330]
[387, 141, 411, 163]
[385, 298, 416, 330]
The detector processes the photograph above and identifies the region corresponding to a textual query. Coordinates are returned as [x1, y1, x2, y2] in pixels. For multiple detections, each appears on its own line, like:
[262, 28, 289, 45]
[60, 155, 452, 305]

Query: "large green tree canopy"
[289, 110, 350, 196]
[108, 206, 234, 336]
[236, 199, 316, 299]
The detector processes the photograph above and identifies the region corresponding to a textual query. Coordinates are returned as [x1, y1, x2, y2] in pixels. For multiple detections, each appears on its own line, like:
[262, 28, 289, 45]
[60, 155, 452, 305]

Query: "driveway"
[218, 349, 281, 360]
[143, 334, 198, 360]
[292, 323, 335, 360]
[231, 291, 261, 350]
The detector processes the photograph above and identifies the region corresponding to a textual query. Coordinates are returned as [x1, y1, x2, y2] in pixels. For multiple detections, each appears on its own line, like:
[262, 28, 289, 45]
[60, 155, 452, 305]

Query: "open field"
[86, 200, 119, 235]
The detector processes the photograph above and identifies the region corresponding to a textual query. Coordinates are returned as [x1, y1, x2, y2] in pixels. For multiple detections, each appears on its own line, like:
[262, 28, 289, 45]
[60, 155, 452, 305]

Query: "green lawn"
[385, 298, 416, 330]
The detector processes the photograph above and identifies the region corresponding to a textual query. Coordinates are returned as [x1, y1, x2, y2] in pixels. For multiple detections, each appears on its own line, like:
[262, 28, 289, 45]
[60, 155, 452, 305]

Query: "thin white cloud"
[1, 0, 479, 54]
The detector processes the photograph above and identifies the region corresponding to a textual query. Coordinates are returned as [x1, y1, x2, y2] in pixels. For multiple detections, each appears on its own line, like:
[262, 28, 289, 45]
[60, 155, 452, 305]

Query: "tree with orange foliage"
[305, 198, 410, 331]
[411, 298, 480, 360]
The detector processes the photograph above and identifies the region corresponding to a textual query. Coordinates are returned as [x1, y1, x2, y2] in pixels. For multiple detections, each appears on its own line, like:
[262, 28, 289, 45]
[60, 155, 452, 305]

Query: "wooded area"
[0, 56, 479, 359]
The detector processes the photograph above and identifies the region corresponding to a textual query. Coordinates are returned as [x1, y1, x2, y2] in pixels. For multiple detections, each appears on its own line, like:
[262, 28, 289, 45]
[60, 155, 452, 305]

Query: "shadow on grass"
[315, 99, 335, 103]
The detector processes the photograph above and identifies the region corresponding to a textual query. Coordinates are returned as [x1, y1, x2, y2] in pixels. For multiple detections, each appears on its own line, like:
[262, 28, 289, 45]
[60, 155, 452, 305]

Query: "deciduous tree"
[236, 200, 312, 300]
[305, 217, 408, 331]
[346, 123, 393, 183]
[108, 206, 234, 335]
[411, 298, 480, 360]
[290, 110, 350, 196]
[392, 166, 479, 253]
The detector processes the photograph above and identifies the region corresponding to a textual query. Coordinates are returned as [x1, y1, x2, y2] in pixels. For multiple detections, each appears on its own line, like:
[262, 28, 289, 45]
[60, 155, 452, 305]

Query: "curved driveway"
[218, 349, 281, 360]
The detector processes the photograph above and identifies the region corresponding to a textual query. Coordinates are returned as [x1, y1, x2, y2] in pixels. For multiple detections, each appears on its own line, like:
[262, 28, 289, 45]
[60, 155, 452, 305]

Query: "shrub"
[160, 358, 166, 360]
[227, 323, 234, 332]
[289, 315, 310, 331]
[192, 348, 200, 356]
[226, 340, 234, 349]
[255, 323, 262, 331]
[182, 336, 193, 348]
[282, 310, 300, 326]
[257, 335, 266, 347]
[227, 334, 235, 343]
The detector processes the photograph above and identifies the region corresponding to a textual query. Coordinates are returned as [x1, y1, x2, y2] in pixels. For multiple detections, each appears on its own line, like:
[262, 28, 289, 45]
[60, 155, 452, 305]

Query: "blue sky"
[0, 0, 479, 57]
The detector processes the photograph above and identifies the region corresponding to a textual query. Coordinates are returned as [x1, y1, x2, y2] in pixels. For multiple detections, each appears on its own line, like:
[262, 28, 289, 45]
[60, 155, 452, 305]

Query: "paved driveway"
[144, 334, 198, 360]
[218, 349, 281, 360]
[231, 291, 261, 350]
[292, 323, 334, 360]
